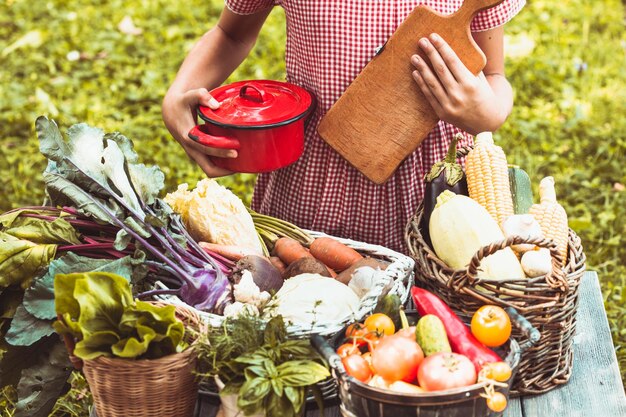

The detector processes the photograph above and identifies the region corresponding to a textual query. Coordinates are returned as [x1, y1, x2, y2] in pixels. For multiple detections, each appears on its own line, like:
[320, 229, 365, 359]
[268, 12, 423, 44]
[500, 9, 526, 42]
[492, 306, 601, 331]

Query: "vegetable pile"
[0, 117, 399, 416]
[424, 131, 571, 280]
[335, 287, 514, 412]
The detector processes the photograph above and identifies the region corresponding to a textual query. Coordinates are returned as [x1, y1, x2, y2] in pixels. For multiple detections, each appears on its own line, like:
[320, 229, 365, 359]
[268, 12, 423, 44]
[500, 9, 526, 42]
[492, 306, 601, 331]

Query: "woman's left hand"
[411, 33, 507, 134]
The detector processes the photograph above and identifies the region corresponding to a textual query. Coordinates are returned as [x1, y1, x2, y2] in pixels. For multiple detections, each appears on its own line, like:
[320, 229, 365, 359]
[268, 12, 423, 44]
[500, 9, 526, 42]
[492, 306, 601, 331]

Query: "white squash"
[429, 191, 525, 280]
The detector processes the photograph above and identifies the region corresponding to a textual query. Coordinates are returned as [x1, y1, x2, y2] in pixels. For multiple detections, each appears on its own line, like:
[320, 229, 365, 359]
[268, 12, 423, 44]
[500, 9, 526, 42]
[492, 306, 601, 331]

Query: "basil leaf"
[265, 394, 296, 417]
[237, 378, 271, 410]
[276, 340, 315, 360]
[276, 361, 330, 387]
[284, 386, 304, 414]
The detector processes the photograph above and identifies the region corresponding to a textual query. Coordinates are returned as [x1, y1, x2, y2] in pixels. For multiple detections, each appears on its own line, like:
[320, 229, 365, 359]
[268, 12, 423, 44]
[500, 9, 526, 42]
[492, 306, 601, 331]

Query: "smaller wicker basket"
[405, 203, 586, 396]
[61, 301, 202, 417]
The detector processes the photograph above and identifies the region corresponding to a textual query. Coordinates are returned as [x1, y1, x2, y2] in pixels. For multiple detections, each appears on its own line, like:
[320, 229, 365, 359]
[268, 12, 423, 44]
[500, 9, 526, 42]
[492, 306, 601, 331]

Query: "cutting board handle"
[454, 0, 507, 23]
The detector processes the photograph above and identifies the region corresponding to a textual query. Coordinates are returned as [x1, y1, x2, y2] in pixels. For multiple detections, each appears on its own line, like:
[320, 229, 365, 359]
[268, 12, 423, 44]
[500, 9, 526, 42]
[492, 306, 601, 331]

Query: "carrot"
[273, 237, 312, 265]
[309, 237, 363, 272]
[269, 256, 287, 274]
[198, 242, 256, 262]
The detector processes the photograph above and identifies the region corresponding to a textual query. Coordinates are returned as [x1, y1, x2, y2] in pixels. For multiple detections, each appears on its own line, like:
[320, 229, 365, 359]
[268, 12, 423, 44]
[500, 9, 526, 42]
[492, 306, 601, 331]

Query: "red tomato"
[342, 354, 372, 382]
[345, 322, 368, 346]
[417, 352, 477, 391]
[364, 313, 396, 336]
[471, 305, 512, 348]
[336, 343, 360, 358]
[371, 336, 423, 382]
[361, 352, 376, 373]
[393, 326, 416, 339]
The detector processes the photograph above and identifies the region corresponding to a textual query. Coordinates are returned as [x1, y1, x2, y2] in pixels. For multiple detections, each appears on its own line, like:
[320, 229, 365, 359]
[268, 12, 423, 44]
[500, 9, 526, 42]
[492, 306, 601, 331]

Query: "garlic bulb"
[501, 214, 544, 253]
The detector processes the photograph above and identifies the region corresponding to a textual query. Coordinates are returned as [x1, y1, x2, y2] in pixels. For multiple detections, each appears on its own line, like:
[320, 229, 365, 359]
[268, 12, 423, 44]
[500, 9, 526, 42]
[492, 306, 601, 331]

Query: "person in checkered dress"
[162, 0, 525, 253]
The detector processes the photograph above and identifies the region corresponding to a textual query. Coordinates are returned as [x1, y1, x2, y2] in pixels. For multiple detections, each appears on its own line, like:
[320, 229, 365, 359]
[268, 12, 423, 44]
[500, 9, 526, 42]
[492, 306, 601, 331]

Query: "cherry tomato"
[417, 352, 477, 391]
[486, 392, 508, 412]
[371, 336, 423, 383]
[336, 343, 360, 358]
[484, 361, 512, 382]
[364, 332, 381, 351]
[345, 322, 368, 346]
[342, 354, 372, 382]
[471, 305, 512, 348]
[364, 313, 396, 336]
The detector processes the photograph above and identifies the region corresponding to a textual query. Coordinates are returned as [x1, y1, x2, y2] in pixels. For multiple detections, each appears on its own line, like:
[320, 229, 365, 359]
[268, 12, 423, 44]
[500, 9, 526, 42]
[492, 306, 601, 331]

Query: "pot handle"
[239, 82, 272, 104]
[506, 306, 541, 353]
[188, 126, 241, 150]
[311, 334, 348, 380]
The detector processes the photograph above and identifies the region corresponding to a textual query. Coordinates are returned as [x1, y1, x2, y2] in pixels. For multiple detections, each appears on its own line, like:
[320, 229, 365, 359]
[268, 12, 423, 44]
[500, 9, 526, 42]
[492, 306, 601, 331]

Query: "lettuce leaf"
[53, 272, 185, 360]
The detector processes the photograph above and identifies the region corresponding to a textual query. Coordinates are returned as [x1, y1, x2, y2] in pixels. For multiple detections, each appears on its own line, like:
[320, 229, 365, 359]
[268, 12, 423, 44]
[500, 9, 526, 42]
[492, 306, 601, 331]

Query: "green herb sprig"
[194, 315, 329, 417]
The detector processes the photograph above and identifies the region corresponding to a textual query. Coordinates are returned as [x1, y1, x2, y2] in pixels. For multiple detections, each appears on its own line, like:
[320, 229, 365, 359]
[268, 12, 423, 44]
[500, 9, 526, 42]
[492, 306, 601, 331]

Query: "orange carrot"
[309, 237, 363, 272]
[269, 256, 287, 274]
[198, 242, 256, 262]
[273, 237, 312, 265]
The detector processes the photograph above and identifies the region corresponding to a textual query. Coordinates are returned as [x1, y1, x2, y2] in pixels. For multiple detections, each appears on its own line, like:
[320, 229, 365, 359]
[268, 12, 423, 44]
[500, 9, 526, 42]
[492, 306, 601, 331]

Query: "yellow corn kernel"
[466, 132, 515, 226]
[529, 177, 569, 266]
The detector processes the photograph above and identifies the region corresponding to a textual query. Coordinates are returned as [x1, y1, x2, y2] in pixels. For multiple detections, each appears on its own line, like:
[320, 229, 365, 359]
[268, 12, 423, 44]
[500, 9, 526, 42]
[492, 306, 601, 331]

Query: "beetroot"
[231, 255, 283, 292]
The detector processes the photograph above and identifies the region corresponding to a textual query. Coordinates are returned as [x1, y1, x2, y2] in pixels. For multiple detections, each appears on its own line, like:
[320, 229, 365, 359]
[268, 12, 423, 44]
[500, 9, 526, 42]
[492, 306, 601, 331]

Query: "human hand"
[162, 88, 236, 177]
[410, 33, 507, 134]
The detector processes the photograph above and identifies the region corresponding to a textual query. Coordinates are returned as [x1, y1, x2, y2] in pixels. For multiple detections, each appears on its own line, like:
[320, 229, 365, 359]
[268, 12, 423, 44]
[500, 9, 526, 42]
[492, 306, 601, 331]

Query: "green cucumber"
[415, 315, 452, 356]
[509, 166, 534, 214]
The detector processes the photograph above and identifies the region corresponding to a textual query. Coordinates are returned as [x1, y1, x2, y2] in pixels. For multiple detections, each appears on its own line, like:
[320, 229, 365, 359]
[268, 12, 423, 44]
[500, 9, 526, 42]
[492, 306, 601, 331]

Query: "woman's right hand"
[162, 87, 237, 178]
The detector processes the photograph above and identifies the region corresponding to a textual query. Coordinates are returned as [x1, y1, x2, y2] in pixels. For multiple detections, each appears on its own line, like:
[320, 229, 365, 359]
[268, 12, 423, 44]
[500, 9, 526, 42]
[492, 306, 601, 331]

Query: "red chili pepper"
[411, 286, 502, 373]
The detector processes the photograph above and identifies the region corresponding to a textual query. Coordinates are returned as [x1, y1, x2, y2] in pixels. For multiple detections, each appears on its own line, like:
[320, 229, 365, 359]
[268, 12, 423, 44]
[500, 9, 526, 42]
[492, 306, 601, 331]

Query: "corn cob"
[465, 132, 514, 226]
[529, 176, 569, 266]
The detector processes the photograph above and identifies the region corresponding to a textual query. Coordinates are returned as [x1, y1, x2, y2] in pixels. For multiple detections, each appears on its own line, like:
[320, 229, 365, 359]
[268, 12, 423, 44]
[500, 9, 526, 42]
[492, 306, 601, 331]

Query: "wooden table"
[192, 272, 626, 417]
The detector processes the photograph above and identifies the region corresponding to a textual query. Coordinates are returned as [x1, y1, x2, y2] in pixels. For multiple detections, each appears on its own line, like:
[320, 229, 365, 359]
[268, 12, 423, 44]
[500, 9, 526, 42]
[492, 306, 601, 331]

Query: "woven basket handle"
[463, 235, 568, 292]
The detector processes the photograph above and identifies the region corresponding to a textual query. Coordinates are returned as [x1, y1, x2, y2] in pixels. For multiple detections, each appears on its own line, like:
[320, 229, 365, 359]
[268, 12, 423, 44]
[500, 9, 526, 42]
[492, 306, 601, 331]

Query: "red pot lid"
[198, 80, 314, 129]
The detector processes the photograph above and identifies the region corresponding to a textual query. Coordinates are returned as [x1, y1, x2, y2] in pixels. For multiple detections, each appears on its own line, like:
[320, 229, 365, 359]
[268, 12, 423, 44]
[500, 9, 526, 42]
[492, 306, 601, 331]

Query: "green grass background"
[0, 0, 624, 413]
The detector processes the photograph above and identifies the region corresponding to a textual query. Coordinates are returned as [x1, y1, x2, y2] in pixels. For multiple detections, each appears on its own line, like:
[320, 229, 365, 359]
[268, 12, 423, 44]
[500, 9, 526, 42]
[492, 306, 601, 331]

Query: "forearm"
[484, 72, 513, 131]
[165, 27, 254, 99]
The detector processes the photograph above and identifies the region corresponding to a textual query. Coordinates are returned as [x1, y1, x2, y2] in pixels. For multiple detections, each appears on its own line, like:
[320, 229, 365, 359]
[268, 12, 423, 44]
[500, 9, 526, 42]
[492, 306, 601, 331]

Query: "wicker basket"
[156, 230, 415, 337]
[405, 202, 586, 396]
[62, 302, 202, 417]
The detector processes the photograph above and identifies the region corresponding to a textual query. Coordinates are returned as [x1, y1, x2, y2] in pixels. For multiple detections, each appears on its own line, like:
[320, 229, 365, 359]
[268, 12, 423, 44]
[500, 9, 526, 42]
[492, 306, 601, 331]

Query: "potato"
[282, 257, 332, 279]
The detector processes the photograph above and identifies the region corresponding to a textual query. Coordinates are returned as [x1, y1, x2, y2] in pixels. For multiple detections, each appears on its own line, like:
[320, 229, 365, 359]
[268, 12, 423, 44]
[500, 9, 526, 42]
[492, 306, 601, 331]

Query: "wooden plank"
[520, 271, 626, 417]
[504, 398, 524, 417]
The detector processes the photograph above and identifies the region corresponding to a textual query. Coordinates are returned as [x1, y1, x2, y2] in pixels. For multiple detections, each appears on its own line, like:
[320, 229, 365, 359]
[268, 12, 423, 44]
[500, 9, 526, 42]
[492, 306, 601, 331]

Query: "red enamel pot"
[188, 80, 315, 173]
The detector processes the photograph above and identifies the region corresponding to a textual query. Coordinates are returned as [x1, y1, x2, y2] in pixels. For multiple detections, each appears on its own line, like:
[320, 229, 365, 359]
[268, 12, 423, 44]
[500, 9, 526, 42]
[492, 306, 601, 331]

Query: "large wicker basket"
[62, 302, 202, 417]
[156, 230, 415, 338]
[405, 202, 586, 396]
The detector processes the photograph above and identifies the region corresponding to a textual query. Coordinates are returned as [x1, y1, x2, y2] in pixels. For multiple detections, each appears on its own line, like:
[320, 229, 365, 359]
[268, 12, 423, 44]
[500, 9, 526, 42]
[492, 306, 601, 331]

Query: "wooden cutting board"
[317, 0, 506, 184]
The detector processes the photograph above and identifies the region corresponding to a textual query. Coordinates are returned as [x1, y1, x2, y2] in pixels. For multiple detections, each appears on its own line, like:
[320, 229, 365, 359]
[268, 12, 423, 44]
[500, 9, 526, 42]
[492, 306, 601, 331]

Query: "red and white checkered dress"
[226, 0, 525, 253]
